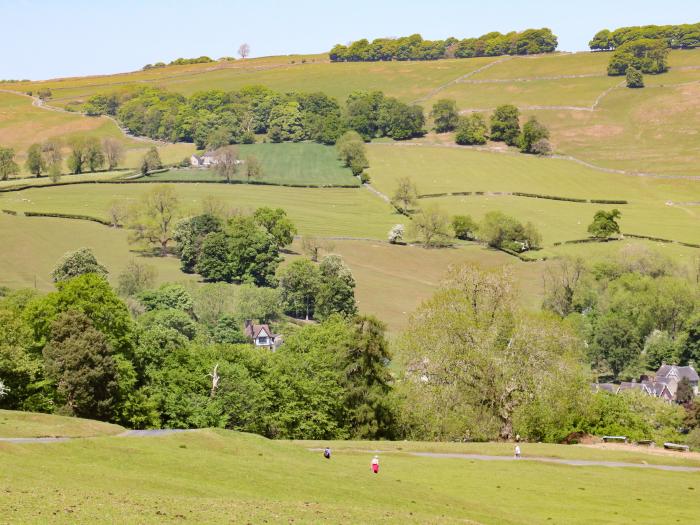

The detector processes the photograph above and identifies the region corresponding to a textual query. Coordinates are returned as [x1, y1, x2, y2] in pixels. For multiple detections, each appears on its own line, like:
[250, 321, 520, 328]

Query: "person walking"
[514, 445, 521, 459]
[371, 455, 379, 474]
[323, 447, 331, 459]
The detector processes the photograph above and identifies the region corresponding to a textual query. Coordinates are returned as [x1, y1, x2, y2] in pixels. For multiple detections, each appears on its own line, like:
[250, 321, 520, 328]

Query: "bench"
[637, 440, 655, 447]
[663, 442, 690, 452]
[602, 436, 627, 443]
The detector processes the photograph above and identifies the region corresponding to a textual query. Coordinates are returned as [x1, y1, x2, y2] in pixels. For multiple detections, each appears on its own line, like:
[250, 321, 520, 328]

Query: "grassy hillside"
[0, 410, 123, 438]
[0, 92, 195, 173]
[1, 428, 699, 523]
[0, 183, 397, 238]
[367, 144, 700, 246]
[149, 143, 360, 186]
[2, 49, 700, 177]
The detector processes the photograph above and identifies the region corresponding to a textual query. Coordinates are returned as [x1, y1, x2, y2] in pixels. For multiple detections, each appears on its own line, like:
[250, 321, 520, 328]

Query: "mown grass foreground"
[1, 426, 699, 524]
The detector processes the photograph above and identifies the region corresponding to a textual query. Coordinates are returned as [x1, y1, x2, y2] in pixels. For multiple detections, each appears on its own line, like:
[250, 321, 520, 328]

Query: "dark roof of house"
[618, 382, 644, 392]
[656, 365, 699, 382]
[243, 321, 275, 341]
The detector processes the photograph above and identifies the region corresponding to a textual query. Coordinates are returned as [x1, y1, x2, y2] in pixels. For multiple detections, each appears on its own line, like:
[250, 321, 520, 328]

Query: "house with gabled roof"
[243, 320, 281, 350]
[190, 152, 218, 168]
[654, 364, 699, 398]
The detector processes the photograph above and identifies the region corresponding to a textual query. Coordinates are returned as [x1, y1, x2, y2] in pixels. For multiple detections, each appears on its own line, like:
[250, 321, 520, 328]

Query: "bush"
[626, 66, 644, 88]
[451, 215, 478, 240]
[479, 211, 541, 251]
[519, 117, 550, 154]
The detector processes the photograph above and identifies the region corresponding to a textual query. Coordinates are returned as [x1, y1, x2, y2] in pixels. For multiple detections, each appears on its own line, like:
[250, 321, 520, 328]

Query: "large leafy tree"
[253, 207, 297, 249]
[489, 104, 521, 146]
[315, 255, 357, 320]
[43, 310, 119, 420]
[455, 114, 488, 145]
[277, 258, 321, 320]
[127, 185, 181, 256]
[588, 209, 622, 238]
[398, 264, 587, 441]
[25, 143, 47, 177]
[25, 273, 134, 356]
[0, 147, 20, 180]
[430, 99, 459, 133]
[196, 216, 281, 286]
[519, 117, 550, 154]
[173, 214, 223, 273]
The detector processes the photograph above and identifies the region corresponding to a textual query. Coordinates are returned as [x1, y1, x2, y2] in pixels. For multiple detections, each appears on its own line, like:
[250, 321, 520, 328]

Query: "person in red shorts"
[371, 455, 379, 474]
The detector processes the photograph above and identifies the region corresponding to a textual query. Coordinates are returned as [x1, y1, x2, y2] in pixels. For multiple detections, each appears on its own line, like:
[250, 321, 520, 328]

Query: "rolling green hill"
[0, 413, 699, 524]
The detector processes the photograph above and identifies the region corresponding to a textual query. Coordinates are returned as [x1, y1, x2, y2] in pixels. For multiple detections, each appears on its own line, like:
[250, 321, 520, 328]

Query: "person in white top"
[514, 445, 521, 459]
[371, 455, 379, 474]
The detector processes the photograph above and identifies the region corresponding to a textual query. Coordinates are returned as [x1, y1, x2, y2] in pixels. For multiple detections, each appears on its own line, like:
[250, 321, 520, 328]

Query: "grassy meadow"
[0, 183, 397, 238]
[148, 143, 360, 186]
[367, 144, 700, 245]
[0, 422, 699, 524]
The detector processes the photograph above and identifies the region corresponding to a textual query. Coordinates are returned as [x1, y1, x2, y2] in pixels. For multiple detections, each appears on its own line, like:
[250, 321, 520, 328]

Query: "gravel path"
[0, 429, 195, 443]
[308, 448, 700, 472]
[409, 451, 700, 472]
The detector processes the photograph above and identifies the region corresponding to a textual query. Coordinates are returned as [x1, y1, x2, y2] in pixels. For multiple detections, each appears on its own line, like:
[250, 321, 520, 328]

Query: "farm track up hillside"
[411, 56, 514, 104]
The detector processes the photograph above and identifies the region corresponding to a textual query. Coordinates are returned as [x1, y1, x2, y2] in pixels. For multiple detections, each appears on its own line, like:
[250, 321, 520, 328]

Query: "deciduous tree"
[213, 145, 240, 183]
[51, 248, 108, 283]
[409, 205, 453, 248]
[102, 137, 124, 169]
[0, 147, 20, 180]
[588, 209, 622, 239]
[25, 143, 46, 177]
[391, 177, 418, 213]
[490, 104, 521, 146]
[140, 147, 162, 175]
[127, 185, 181, 255]
[430, 99, 459, 133]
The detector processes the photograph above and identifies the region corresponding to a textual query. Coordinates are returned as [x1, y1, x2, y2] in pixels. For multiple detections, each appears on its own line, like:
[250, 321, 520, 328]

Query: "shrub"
[626, 67, 644, 88]
[388, 224, 404, 244]
[451, 215, 478, 240]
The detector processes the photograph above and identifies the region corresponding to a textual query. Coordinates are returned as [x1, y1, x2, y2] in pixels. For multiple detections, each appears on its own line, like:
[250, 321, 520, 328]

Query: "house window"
[258, 337, 268, 345]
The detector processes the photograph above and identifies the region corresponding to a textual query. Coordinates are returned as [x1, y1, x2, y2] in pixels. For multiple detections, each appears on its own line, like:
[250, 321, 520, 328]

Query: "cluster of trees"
[84, 86, 425, 149]
[120, 187, 359, 321]
[431, 100, 551, 155]
[0, 255, 393, 439]
[329, 29, 558, 62]
[391, 178, 542, 251]
[143, 56, 215, 70]
[590, 23, 700, 51]
[543, 245, 700, 380]
[3, 246, 699, 445]
[607, 39, 669, 76]
[396, 263, 686, 444]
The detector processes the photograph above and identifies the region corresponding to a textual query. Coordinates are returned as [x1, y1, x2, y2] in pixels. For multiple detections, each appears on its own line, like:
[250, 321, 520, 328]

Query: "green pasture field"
[146, 143, 360, 186]
[14, 56, 500, 107]
[0, 409, 123, 438]
[0, 212, 191, 291]
[0, 205, 539, 332]
[286, 239, 544, 332]
[0, 425, 698, 524]
[367, 144, 700, 245]
[0, 183, 397, 238]
[426, 75, 620, 109]
[469, 51, 610, 80]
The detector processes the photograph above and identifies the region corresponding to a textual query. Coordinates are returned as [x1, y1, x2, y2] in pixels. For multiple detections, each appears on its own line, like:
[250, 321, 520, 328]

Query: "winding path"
[308, 448, 700, 472]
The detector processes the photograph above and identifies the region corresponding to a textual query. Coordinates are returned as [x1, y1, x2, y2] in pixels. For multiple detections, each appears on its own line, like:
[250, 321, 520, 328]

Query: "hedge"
[23, 211, 114, 226]
[417, 191, 627, 204]
[2, 209, 17, 215]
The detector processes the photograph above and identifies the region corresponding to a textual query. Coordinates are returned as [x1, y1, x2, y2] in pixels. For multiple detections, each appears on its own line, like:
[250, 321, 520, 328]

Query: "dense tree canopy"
[330, 29, 558, 62]
[589, 22, 700, 51]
